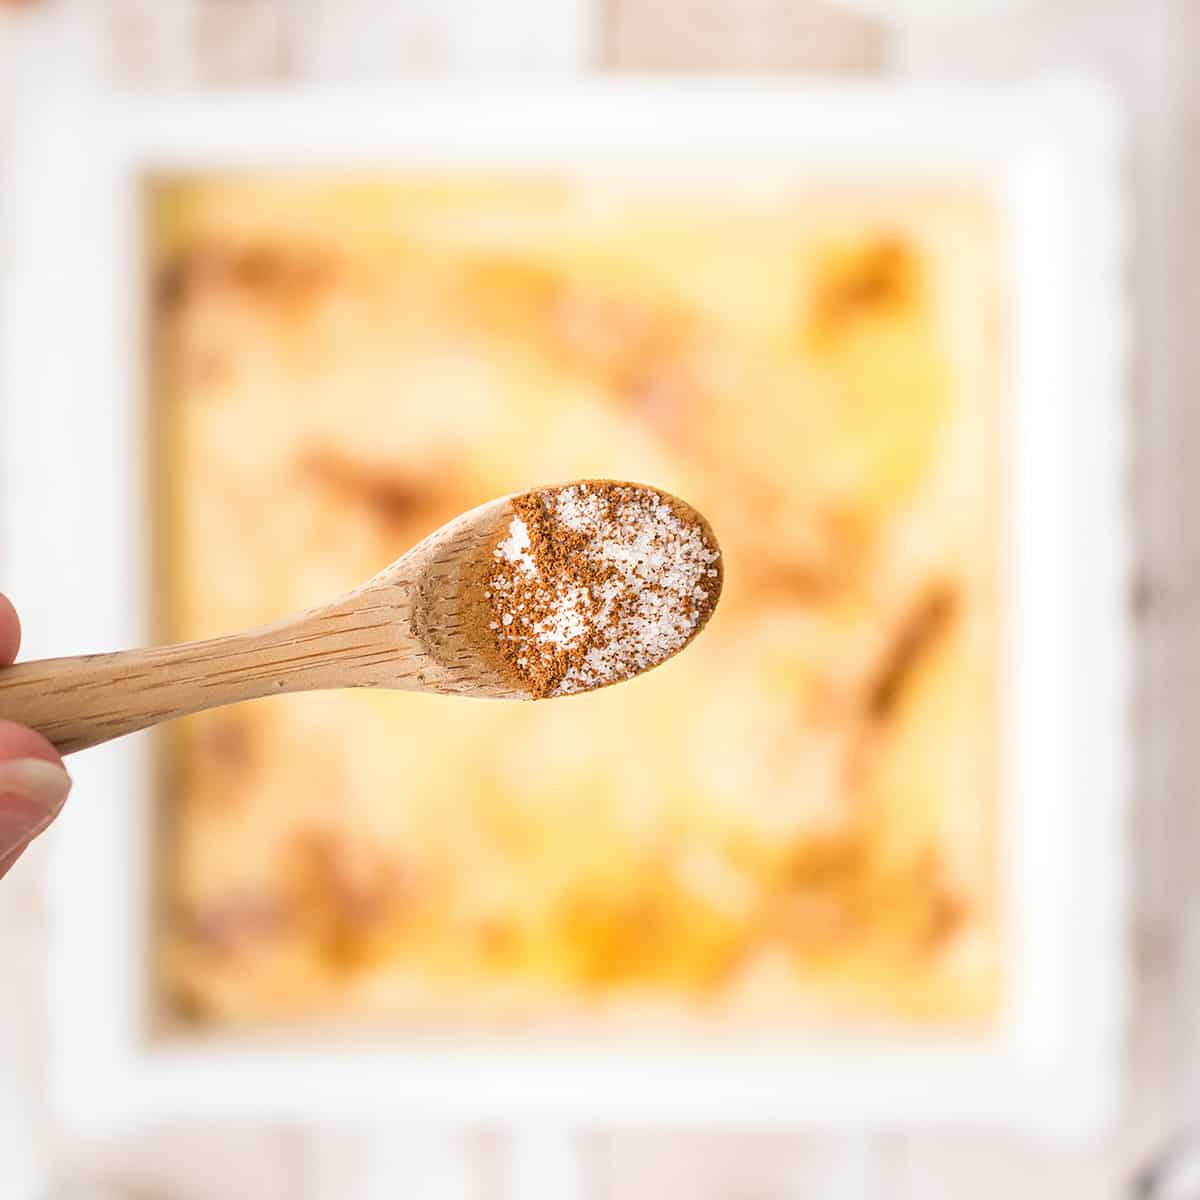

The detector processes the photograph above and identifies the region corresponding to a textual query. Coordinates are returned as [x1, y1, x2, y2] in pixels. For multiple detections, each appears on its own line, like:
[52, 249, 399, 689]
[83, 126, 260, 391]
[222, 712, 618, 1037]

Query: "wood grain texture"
[600, 1132, 882, 1200]
[0, 859, 54, 1200]
[108, 0, 294, 84]
[601, 0, 886, 73]
[107, 0, 193, 83]
[192, 0, 292, 83]
[1144, 0, 1200, 1142]
[500, 1128, 599, 1200]
[0, 599, 418, 754]
[293, 0, 594, 77]
[61, 1122, 307, 1200]
[891, 2, 1181, 1197]
[308, 1125, 486, 1200]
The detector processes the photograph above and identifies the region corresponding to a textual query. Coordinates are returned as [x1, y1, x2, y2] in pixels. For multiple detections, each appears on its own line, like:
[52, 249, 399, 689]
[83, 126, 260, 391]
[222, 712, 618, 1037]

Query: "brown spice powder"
[484, 482, 721, 698]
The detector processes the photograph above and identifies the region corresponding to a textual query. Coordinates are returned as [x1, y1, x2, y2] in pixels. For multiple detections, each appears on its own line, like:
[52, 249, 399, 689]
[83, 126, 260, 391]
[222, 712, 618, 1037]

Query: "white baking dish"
[0, 78, 1129, 1138]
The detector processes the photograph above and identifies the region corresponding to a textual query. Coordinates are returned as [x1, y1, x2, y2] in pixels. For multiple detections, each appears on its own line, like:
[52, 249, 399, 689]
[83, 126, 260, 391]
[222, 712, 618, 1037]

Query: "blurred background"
[0, 0, 1188, 1197]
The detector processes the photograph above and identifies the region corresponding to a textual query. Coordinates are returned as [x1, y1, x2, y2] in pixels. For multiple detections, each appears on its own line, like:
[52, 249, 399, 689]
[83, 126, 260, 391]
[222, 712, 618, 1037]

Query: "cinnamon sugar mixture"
[486, 483, 721, 698]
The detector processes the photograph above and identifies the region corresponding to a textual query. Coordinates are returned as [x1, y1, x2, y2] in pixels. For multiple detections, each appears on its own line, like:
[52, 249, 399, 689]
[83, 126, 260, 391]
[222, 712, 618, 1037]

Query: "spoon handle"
[0, 603, 409, 755]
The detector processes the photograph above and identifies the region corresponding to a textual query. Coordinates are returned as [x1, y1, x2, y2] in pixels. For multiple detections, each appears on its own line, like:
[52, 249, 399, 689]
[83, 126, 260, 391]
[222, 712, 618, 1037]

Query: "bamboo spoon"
[0, 482, 722, 755]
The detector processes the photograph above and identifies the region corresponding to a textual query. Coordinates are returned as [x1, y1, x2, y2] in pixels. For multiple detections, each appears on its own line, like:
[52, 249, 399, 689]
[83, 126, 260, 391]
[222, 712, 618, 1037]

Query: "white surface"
[2, 78, 1130, 1139]
[504, 1128, 588, 1200]
[309, 1124, 483, 1200]
[827, 0, 1030, 24]
[296, 0, 595, 76]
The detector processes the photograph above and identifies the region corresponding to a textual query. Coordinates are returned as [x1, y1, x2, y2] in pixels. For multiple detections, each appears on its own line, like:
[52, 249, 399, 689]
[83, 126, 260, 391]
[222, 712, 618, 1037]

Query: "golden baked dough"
[152, 174, 1001, 1027]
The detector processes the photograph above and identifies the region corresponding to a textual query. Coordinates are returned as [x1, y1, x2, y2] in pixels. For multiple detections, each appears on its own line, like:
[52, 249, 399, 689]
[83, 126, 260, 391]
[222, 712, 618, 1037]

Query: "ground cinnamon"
[485, 482, 721, 698]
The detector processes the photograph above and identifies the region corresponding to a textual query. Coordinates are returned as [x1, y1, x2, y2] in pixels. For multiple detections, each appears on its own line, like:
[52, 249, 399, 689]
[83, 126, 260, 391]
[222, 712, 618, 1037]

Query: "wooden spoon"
[0, 482, 722, 755]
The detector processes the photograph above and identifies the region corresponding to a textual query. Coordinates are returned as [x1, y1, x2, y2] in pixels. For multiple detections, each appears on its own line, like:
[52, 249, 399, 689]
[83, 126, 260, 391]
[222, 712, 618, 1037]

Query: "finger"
[0, 720, 61, 764]
[0, 592, 20, 666]
[0, 720, 71, 882]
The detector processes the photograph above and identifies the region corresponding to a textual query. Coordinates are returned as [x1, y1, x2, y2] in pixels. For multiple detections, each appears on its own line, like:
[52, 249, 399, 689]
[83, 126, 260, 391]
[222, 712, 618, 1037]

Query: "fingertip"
[0, 745, 72, 882]
[0, 720, 64, 769]
[0, 593, 19, 666]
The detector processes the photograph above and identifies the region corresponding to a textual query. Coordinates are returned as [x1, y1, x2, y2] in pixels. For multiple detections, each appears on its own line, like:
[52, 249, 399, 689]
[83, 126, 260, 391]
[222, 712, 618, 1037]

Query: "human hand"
[0, 592, 71, 880]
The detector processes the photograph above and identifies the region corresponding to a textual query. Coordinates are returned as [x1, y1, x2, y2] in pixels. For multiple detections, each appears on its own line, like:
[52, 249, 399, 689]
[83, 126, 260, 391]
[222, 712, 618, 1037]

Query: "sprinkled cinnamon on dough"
[485, 482, 721, 698]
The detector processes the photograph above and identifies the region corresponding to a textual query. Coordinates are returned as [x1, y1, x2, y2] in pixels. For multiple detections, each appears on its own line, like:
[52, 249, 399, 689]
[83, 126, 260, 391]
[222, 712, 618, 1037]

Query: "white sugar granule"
[533, 583, 591, 648]
[494, 517, 535, 573]
[486, 483, 721, 697]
